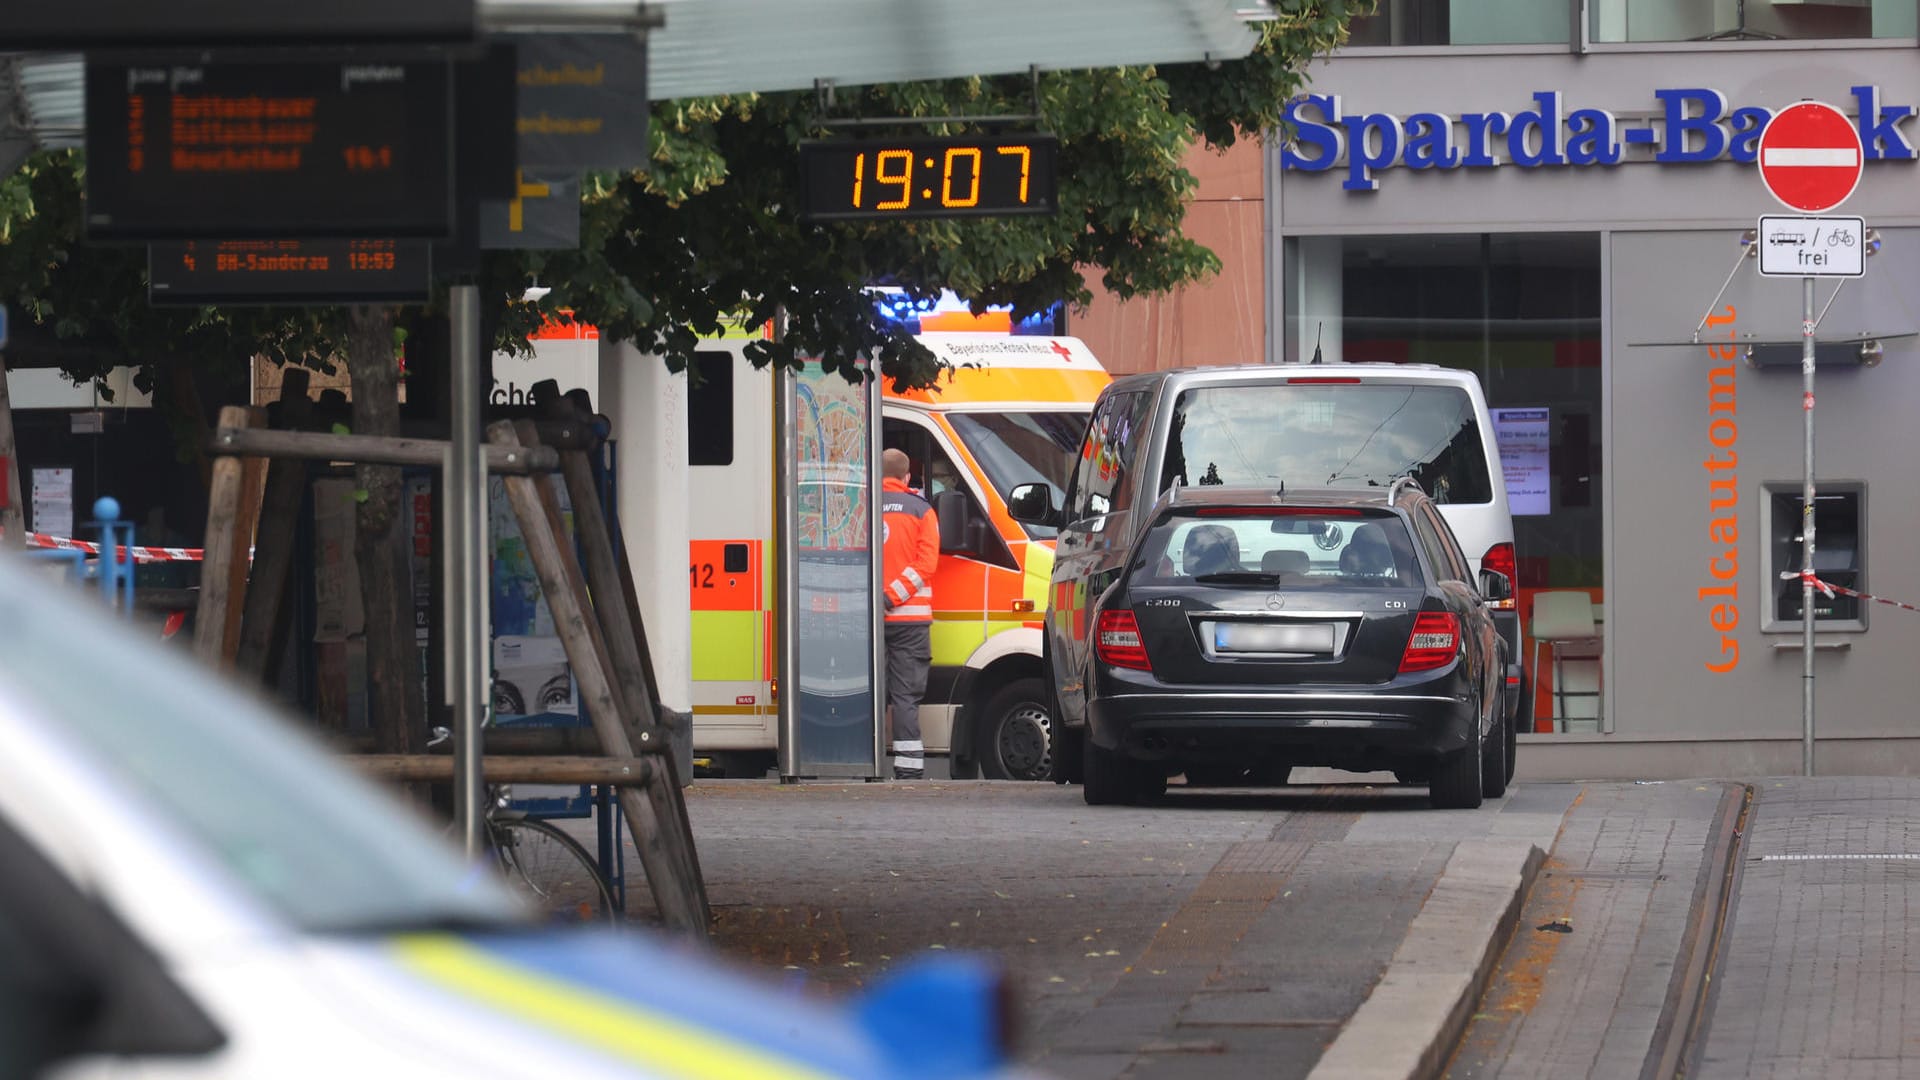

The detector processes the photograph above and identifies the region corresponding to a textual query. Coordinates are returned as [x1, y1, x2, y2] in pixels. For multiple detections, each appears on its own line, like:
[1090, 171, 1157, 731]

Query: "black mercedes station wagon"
[1074, 480, 1514, 809]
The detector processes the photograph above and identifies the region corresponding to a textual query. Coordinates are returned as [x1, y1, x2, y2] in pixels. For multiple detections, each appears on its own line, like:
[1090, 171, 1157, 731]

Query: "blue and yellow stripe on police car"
[392, 934, 854, 1080]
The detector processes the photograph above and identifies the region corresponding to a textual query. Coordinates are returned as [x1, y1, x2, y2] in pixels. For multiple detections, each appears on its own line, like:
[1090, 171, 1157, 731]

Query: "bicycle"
[432, 728, 621, 927]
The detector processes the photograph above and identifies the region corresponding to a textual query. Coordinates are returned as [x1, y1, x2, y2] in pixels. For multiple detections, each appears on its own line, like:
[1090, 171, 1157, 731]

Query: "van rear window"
[1159, 384, 1493, 505]
[1135, 509, 1423, 589]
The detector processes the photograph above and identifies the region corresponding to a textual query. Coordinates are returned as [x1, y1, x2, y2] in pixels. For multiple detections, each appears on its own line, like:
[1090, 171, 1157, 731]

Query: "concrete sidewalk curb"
[1306, 837, 1548, 1080]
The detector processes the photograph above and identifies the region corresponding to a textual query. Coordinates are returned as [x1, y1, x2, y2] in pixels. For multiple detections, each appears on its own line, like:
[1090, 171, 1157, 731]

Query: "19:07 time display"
[798, 134, 1058, 222]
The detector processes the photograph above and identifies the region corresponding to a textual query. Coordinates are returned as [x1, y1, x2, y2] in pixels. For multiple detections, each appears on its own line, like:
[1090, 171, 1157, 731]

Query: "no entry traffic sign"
[1757, 101, 1863, 213]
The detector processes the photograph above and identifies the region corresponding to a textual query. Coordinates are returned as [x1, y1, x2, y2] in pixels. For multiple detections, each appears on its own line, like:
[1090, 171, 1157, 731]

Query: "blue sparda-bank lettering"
[1281, 85, 1916, 190]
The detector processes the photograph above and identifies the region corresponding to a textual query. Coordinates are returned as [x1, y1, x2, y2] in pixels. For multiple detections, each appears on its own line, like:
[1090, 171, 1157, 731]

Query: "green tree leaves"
[0, 3, 1366, 394]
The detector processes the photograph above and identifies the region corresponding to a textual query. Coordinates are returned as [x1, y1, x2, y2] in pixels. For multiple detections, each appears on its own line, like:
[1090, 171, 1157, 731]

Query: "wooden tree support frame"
[489, 418, 709, 931]
[197, 403, 711, 938]
[351, 755, 656, 785]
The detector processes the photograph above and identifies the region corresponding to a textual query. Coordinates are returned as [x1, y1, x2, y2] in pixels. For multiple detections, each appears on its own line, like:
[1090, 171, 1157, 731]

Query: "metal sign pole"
[867, 362, 885, 780]
[449, 283, 489, 855]
[1800, 276, 1817, 778]
[1752, 99, 1860, 781]
[773, 309, 800, 781]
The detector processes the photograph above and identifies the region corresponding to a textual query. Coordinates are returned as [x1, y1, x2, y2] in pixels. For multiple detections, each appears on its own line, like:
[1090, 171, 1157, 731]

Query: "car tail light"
[1096, 610, 1153, 671]
[1286, 376, 1362, 384]
[1481, 542, 1517, 610]
[1399, 611, 1461, 673]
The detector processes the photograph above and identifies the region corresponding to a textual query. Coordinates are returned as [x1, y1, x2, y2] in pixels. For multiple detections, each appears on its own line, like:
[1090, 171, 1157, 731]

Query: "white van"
[1004, 363, 1523, 782]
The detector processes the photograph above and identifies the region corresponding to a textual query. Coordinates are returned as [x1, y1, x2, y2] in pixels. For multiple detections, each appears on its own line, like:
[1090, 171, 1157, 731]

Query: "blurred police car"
[0, 557, 1025, 1079]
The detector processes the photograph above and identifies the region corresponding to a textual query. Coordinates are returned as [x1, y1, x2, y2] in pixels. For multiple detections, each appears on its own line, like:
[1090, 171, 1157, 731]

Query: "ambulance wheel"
[979, 678, 1054, 782]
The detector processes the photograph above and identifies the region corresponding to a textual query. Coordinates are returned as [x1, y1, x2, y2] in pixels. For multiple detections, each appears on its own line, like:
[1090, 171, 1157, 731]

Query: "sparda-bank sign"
[1281, 85, 1914, 191]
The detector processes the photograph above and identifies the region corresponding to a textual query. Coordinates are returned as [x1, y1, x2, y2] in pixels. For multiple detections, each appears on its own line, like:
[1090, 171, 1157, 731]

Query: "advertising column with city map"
[786, 361, 882, 775]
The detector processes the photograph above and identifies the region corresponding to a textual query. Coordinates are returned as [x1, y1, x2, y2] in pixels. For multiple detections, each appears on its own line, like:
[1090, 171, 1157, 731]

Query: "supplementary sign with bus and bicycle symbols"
[1758, 216, 1863, 278]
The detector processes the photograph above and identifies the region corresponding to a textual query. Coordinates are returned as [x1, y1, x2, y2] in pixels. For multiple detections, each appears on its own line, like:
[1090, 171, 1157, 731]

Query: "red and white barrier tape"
[5, 530, 204, 563]
[1786, 569, 1920, 615]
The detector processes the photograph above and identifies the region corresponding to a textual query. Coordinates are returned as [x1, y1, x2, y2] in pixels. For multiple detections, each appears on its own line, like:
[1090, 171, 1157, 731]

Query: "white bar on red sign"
[1761, 148, 1859, 168]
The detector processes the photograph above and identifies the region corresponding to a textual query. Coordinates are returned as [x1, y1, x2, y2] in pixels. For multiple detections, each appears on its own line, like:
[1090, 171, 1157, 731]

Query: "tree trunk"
[345, 306, 425, 761]
[163, 362, 214, 493]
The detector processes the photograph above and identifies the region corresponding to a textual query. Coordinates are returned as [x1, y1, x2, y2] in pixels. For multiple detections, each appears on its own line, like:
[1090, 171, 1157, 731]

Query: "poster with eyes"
[400, 473, 587, 722]
[487, 475, 579, 720]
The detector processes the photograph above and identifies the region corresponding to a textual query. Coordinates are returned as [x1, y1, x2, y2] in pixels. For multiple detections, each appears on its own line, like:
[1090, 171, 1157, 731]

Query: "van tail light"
[1096, 610, 1153, 671]
[1399, 611, 1461, 673]
[1481, 542, 1517, 610]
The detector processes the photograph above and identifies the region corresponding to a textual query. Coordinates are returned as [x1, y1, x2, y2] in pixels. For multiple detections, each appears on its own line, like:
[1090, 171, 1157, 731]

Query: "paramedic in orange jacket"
[880, 448, 938, 780]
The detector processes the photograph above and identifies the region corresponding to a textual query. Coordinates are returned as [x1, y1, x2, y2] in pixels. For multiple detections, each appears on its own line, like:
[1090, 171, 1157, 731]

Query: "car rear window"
[1134, 509, 1424, 588]
[1159, 382, 1494, 505]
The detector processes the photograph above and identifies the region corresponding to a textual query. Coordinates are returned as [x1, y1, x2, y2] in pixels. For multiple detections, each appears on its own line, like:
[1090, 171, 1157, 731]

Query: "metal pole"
[773, 310, 801, 779]
[449, 284, 489, 855]
[867, 363, 885, 779]
[1800, 275, 1817, 778]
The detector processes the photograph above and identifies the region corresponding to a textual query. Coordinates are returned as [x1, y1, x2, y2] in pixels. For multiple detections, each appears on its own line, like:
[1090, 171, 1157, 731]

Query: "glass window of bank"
[1283, 232, 1602, 730]
[1349, 0, 1913, 45]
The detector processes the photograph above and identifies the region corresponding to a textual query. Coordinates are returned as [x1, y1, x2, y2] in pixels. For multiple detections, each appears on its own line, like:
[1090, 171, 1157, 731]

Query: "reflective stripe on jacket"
[882, 477, 938, 623]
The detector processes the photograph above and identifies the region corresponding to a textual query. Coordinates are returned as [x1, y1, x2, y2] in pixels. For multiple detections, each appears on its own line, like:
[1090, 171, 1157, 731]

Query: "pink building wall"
[1070, 139, 1266, 377]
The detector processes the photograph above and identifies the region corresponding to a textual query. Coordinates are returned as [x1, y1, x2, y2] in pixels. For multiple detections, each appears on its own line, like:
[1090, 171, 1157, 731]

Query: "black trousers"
[884, 622, 931, 775]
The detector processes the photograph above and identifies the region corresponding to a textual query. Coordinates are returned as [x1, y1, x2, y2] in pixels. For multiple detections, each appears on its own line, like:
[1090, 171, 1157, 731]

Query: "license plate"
[1213, 622, 1335, 654]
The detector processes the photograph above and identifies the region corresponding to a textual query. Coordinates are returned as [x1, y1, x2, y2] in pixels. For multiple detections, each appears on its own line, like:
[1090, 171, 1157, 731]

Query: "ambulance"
[688, 310, 1110, 781]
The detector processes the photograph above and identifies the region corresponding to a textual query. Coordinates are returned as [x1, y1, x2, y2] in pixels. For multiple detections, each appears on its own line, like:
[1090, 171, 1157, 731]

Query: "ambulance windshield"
[949, 410, 1089, 539]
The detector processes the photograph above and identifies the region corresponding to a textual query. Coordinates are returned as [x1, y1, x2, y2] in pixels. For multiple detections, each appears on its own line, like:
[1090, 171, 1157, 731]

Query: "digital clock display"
[85, 58, 453, 241]
[798, 134, 1058, 222]
[147, 239, 431, 305]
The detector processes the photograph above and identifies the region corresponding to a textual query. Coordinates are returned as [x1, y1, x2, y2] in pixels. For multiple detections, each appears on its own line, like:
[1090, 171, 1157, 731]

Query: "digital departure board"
[798, 134, 1058, 222]
[84, 59, 454, 241]
[148, 239, 432, 305]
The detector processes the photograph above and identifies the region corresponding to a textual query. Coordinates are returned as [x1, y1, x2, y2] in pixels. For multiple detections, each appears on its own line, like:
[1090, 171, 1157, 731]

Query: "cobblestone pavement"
[622, 777, 1578, 1079]
[1694, 778, 1920, 1079]
[1446, 781, 1731, 1078]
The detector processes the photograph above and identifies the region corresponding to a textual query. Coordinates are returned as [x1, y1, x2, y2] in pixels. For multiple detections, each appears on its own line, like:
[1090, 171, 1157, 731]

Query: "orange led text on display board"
[798, 134, 1059, 222]
[85, 59, 453, 239]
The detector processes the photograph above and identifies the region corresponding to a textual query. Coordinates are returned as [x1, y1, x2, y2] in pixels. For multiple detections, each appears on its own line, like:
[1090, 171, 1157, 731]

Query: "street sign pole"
[1756, 100, 1864, 779]
[449, 283, 489, 856]
[1754, 221, 1866, 783]
[1800, 276, 1816, 778]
